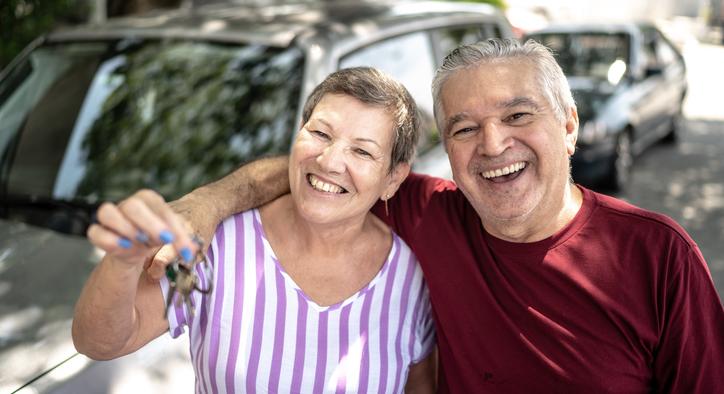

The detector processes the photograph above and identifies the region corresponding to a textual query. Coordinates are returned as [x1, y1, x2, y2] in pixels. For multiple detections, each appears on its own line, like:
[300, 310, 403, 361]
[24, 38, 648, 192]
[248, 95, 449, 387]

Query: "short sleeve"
[653, 244, 724, 393]
[411, 278, 436, 363]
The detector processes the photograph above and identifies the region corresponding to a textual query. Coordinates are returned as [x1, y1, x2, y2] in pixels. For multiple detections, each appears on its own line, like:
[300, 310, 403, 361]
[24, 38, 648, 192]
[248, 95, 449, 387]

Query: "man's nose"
[316, 143, 346, 173]
[476, 121, 512, 157]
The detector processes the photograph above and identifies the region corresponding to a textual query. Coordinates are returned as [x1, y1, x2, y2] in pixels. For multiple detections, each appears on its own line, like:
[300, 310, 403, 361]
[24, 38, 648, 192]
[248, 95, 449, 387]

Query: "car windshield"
[529, 32, 630, 84]
[0, 39, 303, 210]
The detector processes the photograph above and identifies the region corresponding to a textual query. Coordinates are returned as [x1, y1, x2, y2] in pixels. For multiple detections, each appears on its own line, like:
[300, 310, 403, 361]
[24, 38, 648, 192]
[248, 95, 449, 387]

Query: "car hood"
[0, 219, 98, 392]
[569, 77, 615, 124]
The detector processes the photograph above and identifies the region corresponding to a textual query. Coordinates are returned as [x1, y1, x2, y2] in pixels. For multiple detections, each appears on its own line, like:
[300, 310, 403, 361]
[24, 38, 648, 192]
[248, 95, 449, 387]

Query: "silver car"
[0, 1, 512, 392]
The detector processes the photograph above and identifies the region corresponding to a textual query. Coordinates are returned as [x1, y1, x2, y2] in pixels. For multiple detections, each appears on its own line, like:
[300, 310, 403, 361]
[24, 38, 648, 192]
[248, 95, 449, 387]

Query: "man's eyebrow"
[444, 112, 470, 133]
[499, 97, 542, 111]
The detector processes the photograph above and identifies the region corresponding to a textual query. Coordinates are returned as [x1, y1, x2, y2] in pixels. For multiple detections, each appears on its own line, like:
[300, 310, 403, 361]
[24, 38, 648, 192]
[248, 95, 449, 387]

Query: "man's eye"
[507, 113, 531, 122]
[452, 127, 475, 137]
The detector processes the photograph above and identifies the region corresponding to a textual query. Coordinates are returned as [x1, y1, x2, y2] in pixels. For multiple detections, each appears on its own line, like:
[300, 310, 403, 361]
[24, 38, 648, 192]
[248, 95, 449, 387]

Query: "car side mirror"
[644, 65, 663, 77]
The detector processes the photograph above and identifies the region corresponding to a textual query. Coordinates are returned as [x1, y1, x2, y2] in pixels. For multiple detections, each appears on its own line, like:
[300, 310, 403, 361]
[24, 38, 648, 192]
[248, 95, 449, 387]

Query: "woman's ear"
[383, 162, 411, 199]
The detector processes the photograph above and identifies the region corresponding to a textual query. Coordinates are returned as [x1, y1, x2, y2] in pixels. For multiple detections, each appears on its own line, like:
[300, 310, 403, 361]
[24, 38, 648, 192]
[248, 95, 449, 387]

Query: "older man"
[154, 39, 724, 392]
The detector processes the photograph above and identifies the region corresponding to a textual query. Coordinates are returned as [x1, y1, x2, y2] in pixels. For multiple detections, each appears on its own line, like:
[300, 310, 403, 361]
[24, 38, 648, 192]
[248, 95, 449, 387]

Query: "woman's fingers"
[90, 190, 199, 266]
[95, 202, 139, 249]
[130, 190, 198, 263]
[87, 223, 149, 265]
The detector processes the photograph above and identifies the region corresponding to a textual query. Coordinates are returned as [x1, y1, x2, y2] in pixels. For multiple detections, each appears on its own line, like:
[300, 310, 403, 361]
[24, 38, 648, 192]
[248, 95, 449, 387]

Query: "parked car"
[0, 1, 513, 392]
[525, 23, 687, 191]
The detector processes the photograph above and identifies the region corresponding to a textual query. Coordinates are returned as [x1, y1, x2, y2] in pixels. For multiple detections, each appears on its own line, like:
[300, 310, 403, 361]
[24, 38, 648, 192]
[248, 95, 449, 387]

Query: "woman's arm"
[72, 190, 195, 360]
[405, 347, 438, 394]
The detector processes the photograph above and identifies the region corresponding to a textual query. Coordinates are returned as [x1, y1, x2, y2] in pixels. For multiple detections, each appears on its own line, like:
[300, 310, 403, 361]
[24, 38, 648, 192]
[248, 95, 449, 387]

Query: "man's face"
[440, 60, 578, 241]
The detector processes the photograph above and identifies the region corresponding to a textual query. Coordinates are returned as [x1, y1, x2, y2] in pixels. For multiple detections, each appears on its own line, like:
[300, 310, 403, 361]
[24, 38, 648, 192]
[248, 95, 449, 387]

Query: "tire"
[662, 102, 682, 144]
[604, 131, 633, 192]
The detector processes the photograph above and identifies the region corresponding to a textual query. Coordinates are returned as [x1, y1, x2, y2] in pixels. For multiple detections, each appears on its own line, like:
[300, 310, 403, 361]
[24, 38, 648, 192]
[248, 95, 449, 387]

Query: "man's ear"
[565, 106, 579, 156]
[383, 162, 411, 199]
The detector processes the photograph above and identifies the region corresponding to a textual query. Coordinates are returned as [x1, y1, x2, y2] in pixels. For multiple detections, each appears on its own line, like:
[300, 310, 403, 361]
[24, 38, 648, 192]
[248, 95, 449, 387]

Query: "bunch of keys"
[164, 235, 213, 319]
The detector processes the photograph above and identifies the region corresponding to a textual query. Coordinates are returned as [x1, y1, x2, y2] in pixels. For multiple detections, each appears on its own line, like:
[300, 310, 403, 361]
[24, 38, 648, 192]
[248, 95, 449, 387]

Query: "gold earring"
[384, 194, 390, 216]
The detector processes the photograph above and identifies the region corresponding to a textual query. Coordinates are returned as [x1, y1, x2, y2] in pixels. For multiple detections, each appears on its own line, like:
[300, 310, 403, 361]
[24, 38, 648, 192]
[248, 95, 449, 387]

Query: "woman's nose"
[316, 143, 346, 173]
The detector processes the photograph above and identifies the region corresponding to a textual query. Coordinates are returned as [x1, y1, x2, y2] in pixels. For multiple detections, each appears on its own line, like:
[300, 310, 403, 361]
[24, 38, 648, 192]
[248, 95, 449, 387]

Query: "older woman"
[72, 67, 435, 393]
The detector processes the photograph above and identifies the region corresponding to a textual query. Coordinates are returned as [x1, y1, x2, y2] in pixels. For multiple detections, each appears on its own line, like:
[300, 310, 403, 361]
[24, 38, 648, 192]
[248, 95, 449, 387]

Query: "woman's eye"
[311, 130, 330, 139]
[354, 148, 372, 158]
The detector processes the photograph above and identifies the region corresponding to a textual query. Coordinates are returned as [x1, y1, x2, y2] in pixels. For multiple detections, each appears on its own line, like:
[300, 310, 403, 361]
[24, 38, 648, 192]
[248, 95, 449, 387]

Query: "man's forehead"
[443, 93, 543, 118]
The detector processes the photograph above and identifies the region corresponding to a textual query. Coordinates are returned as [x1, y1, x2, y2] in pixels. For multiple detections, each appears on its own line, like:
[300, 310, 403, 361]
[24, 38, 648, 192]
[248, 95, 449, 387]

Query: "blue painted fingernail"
[118, 237, 132, 249]
[136, 231, 149, 244]
[159, 230, 174, 244]
[180, 247, 193, 263]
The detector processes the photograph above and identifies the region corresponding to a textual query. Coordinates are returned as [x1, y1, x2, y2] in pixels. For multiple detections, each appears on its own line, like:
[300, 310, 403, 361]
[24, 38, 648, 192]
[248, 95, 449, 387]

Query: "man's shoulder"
[585, 187, 697, 249]
[401, 173, 468, 208]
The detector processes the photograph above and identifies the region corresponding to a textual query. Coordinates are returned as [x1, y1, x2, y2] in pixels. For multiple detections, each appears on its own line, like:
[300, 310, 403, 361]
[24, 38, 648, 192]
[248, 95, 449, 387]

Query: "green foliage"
[448, 0, 507, 10]
[0, 0, 89, 69]
[74, 42, 302, 201]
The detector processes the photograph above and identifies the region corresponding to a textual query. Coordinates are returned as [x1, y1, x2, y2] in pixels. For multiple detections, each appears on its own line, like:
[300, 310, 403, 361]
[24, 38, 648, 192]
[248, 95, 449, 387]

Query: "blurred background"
[1, 0, 722, 393]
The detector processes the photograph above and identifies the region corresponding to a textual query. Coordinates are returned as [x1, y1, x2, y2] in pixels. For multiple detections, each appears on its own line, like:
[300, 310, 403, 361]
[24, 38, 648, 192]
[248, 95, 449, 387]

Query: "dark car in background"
[526, 23, 687, 191]
[0, 1, 513, 392]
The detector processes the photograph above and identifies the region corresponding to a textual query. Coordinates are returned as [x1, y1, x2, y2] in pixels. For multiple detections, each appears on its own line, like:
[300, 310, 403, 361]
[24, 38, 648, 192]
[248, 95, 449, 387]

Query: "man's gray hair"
[432, 38, 575, 132]
[302, 67, 420, 171]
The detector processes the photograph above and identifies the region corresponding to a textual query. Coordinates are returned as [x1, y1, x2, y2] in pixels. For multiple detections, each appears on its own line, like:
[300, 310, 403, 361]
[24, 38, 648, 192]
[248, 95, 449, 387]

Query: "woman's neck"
[260, 194, 386, 258]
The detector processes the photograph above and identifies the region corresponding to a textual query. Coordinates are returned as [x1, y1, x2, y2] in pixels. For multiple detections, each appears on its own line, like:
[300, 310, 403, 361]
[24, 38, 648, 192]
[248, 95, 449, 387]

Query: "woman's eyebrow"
[355, 137, 381, 148]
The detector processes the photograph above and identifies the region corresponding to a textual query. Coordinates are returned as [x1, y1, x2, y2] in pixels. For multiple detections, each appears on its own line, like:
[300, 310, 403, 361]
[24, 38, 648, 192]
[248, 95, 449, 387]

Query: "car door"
[652, 30, 686, 132]
[338, 31, 446, 177]
[633, 27, 673, 150]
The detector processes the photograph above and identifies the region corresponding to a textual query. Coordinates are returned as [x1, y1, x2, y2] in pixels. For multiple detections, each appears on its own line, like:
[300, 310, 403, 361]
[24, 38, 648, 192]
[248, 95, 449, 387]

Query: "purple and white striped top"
[161, 209, 435, 393]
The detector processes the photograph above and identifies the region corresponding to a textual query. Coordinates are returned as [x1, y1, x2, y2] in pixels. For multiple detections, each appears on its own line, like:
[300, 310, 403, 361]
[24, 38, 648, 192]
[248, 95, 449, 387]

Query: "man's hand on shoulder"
[145, 156, 291, 279]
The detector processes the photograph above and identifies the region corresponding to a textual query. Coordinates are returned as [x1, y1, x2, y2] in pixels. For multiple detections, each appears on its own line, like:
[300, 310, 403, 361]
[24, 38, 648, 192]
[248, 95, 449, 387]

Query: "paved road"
[618, 42, 724, 302]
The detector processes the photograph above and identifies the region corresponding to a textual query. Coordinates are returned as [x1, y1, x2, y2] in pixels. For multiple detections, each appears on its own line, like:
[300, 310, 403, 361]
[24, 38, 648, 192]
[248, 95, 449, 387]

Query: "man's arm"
[404, 348, 437, 393]
[147, 156, 290, 278]
[653, 246, 724, 392]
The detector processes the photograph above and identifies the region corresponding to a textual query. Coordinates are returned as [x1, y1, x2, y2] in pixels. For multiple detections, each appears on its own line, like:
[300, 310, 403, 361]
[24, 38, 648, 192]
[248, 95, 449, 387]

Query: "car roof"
[48, 0, 509, 47]
[525, 22, 654, 37]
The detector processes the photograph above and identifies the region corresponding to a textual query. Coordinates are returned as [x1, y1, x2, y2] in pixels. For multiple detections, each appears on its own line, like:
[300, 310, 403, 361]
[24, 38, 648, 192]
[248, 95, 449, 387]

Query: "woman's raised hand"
[87, 189, 198, 267]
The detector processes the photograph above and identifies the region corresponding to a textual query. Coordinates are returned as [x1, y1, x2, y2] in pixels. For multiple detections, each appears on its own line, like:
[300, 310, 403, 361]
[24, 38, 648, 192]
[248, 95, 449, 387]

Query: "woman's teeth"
[308, 174, 345, 193]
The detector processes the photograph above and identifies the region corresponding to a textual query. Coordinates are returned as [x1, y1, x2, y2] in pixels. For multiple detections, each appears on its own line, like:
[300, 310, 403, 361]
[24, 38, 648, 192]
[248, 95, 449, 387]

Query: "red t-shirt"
[375, 173, 724, 393]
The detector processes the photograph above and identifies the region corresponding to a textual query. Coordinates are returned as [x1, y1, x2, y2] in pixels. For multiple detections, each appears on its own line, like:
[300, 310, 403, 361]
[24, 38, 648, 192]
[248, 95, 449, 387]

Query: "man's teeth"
[309, 174, 345, 193]
[482, 162, 526, 179]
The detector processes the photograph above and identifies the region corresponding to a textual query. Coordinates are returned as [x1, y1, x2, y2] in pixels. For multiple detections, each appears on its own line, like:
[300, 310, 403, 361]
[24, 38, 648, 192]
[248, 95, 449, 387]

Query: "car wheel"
[605, 131, 633, 192]
[662, 102, 682, 144]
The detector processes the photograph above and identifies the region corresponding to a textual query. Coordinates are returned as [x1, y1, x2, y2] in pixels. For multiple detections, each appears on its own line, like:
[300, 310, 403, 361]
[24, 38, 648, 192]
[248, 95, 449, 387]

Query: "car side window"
[655, 33, 679, 66]
[641, 29, 661, 71]
[431, 25, 486, 64]
[340, 32, 440, 155]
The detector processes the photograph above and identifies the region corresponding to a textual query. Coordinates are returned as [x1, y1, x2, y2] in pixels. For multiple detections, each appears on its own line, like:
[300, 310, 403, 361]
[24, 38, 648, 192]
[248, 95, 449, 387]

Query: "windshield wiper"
[0, 193, 97, 235]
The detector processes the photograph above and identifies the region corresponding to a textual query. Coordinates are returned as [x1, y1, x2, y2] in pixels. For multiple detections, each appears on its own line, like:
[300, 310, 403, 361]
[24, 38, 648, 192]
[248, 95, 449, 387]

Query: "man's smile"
[480, 161, 527, 183]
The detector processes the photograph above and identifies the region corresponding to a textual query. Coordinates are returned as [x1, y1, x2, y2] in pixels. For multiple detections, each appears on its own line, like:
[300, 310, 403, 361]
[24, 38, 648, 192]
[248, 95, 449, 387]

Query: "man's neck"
[483, 183, 584, 243]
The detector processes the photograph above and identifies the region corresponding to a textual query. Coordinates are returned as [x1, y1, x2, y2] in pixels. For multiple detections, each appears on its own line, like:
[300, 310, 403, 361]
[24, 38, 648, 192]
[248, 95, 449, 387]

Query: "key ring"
[164, 235, 213, 319]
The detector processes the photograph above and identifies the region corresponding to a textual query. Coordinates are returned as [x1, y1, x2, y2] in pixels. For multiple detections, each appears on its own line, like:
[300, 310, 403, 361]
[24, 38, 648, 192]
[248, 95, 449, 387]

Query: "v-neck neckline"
[251, 209, 396, 312]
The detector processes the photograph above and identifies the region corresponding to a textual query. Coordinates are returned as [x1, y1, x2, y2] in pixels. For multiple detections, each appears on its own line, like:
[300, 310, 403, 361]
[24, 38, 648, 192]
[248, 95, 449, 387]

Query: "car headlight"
[579, 120, 607, 144]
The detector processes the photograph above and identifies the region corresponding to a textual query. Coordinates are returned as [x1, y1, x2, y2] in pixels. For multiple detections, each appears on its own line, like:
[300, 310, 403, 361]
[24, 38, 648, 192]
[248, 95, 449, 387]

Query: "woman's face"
[289, 93, 409, 226]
